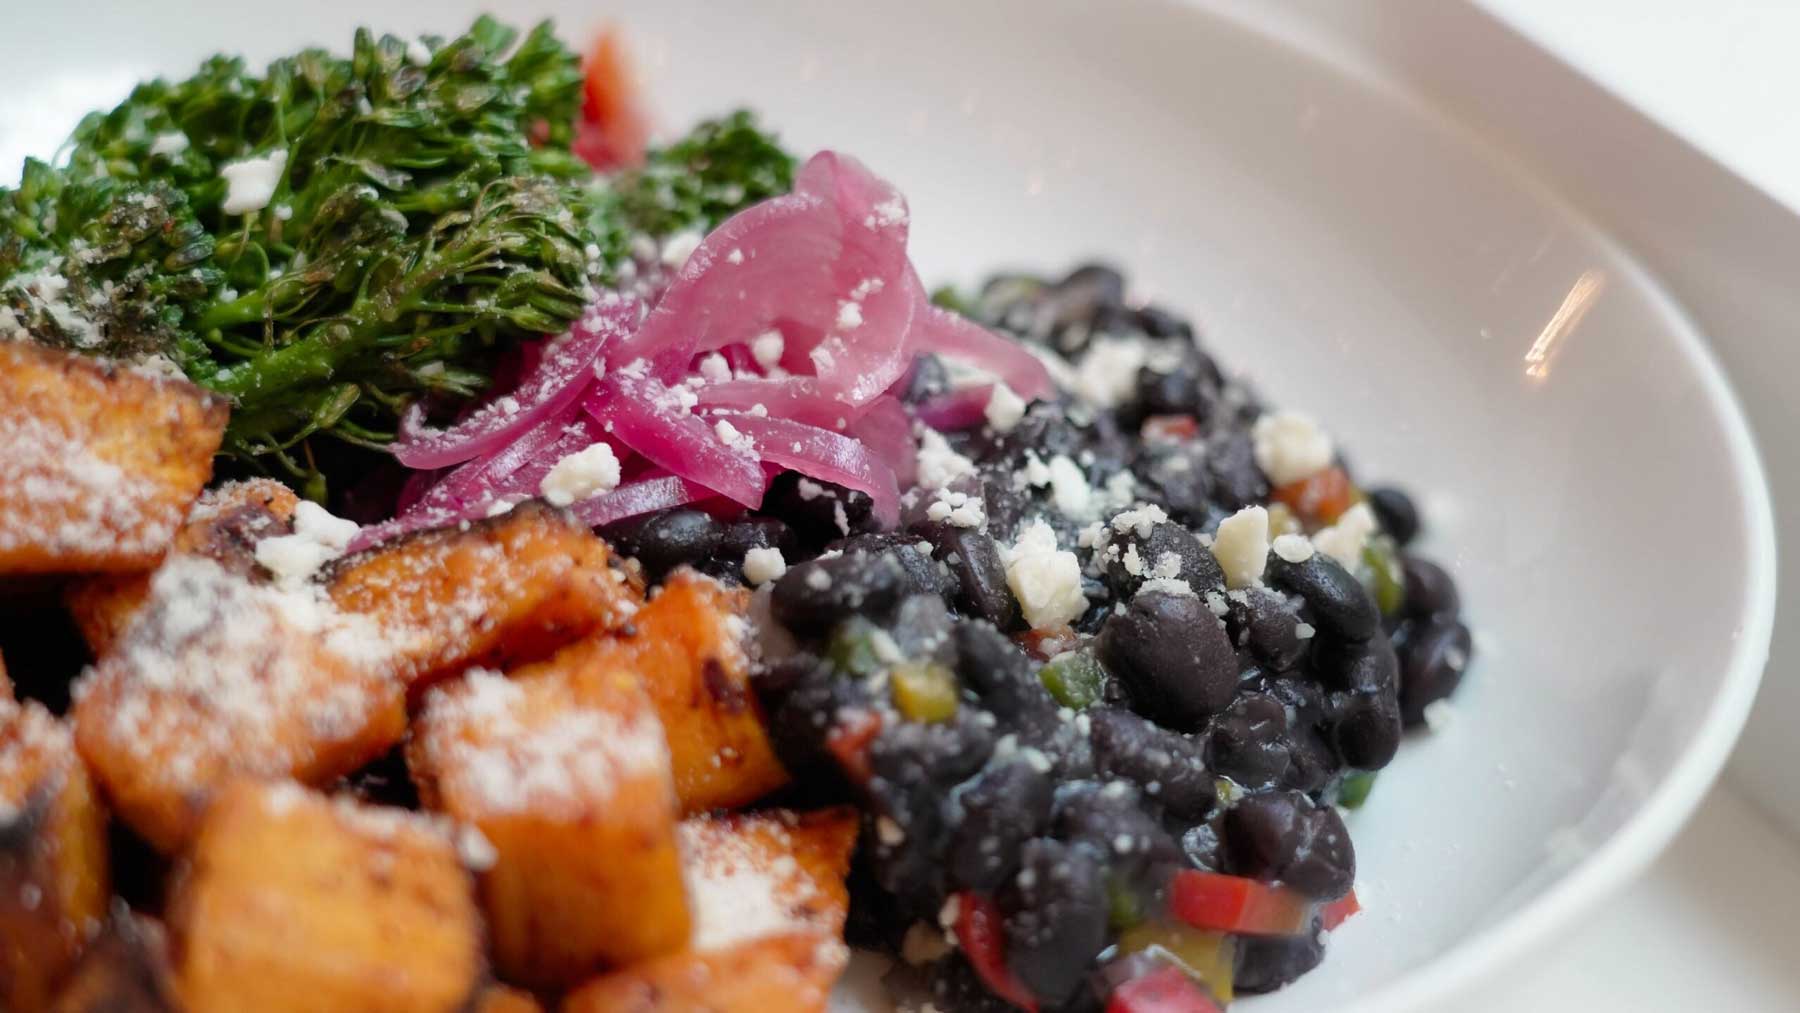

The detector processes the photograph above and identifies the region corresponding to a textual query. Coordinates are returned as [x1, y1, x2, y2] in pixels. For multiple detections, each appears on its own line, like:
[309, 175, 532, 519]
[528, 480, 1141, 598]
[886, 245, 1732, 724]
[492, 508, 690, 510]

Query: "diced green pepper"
[891, 661, 959, 722]
[1337, 771, 1377, 809]
[1039, 652, 1106, 710]
[1107, 874, 1148, 932]
[828, 617, 893, 678]
[1117, 922, 1236, 1004]
[1362, 536, 1405, 618]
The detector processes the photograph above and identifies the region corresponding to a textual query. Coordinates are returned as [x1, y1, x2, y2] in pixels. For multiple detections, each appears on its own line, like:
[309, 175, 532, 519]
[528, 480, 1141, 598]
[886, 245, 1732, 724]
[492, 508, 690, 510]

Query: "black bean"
[1312, 632, 1399, 694]
[915, 522, 1020, 630]
[1366, 486, 1420, 546]
[1098, 591, 1237, 728]
[1234, 928, 1326, 994]
[1052, 780, 1184, 875]
[1399, 618, 1473, 726]
[1001, 838, 1110, 1005]
[770, 551, 907, 636]
[1401, 555, 1461, 621]
[1207, 693, 1292, 789]
[1179, 816, 1227, 872]
[1327, 688, 1403, 770]
[902, 353, 951, 404]
[1223, 790, 1354, 899]
[929, 955, 1023, 1013]
[1134, 305, 1197, 341]
[1102, 522, 1225, 601]
[1051, 263, 1127, 326]
[1226, 587, 1307, 673]
[761, 472, 876, 550]
[981, 473, 1032, 536]
[949, 759, 1055, 891]
[1203, 431, 1269, 510]
[1279, 724, 1337, 796]
[953, 621, 1054, 714]
[1087, 708, 1216, 820]
[762, 654, 872, 777]
[599, 508, 722, 581]
[1132, 444, 1214, 526]
[1267, 553, 1379, 643]
[828, 532, 951, 600]
[700, 516, 799, 582]
[867, 712, 999, 914]
[1134, 364, 1213, 421]
[890, 594, 958, 667]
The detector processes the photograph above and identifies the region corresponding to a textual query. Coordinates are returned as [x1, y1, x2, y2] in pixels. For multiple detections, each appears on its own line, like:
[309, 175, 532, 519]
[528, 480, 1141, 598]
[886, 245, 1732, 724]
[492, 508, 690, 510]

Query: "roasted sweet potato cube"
[0, 342, 227, 576]
[410, 650, 689, 988]
[330, 502, 638, 693]
[65, 479, 301, 657]
[0, 648, 11, 701]
[562, 569, 788, 812]
[0, 700, 110, 1011]
[560, 932, 849, 1013]
[47, 908, 179, 1013]
[474, 984, 545, 1013]
[561, 808, 859, 1013]
[170, 780, 483, 1013]
[72, 558, 405, 852]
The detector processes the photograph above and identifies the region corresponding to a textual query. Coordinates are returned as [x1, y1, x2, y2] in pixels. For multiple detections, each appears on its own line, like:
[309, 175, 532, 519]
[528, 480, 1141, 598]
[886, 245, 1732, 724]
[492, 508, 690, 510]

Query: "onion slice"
[392, 294, 639, 469]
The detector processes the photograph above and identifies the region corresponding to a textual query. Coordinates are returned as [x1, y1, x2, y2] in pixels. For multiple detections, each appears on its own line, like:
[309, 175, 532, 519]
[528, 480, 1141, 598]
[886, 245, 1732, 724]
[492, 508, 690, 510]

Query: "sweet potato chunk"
[0, 648, 10, 701]
[47, 908, 179, 1013]
[410, 649, 689, 988]
[561, 808, 859, 1013]
[330, 502, 638, 693]
[474, 984, 546, 1013]
[561, 932, 849, 1013]
[0, 700, 110, 1011]
[73, 557, 404, 852]
[170, 780, 483, 1013]
[561, 569, 788, 812]
[0, 342, 227, 575]
[65, 479, 300, 657]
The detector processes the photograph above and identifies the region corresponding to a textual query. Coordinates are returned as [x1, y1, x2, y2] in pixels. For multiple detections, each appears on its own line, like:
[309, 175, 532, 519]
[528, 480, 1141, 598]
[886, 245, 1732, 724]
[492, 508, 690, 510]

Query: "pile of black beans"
[598, 264, 1473, 1010]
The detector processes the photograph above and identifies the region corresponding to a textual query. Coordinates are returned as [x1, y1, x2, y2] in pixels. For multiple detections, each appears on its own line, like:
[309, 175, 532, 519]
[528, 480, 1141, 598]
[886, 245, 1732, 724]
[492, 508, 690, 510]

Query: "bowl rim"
[1334, 227, 1778, 1011]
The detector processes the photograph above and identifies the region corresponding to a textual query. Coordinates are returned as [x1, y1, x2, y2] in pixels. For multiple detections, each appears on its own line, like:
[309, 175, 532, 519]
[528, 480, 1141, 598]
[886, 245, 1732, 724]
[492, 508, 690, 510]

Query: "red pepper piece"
[1169, 870, 1313, 936]
[952, 891, 1039, 1011]
[1106, 965, 1223, 1013]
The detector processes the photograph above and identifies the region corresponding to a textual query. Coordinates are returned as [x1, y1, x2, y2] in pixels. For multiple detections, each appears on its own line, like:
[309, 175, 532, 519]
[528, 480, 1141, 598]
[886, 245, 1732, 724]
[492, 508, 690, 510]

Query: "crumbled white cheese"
[1046, 455, 1094, 519]
[1074, 336, 1149, 407]
[1110, 504, 1169, 539]
[660, 230, 704, 269]
[727, 248, 745, 265]
[984, 384, 1027, 433]
[836, 300, 864, 331]
[751, 330, 785, 370]
[1272, 532, 1316, 564]
[539, 442, 621, 506]
[1312, 502, 1376, 568]
[1252, 410, 1334, 486]
[1214, 505, 1270, 588]
[1423, 699, 1457, 732]
[925, 489, 986, 528]
[149, 131, 189, 157]
[915, 428, 977, 489]
[1002, 520, 1088, 629]
[742, 547, 787, 586]
[698, 353, 732, 382]
[713, 419, 756, 454]
[220, 149, 289, 215]
[253, 500, 361, 586]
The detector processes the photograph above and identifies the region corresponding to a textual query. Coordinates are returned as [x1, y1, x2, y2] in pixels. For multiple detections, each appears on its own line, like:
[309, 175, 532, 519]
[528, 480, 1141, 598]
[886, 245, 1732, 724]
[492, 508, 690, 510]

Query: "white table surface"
[1438, 3, 1800, 1009]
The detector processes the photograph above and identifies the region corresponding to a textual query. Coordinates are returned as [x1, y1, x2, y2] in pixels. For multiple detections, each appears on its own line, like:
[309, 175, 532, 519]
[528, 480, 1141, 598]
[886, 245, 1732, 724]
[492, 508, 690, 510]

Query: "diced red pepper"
[1016, 625, 1083, 662]
[1106, 965, 1223, 1013]
[1169, 871, 1312, 936]
[575, 25, 650, 169]
[1321, 889, 1361, 931]
[1141, 414, 1201, 444]
[825, 709, 882, 786]
[1272, 466, 1356, 526]
[952, 892, 1039, 1012]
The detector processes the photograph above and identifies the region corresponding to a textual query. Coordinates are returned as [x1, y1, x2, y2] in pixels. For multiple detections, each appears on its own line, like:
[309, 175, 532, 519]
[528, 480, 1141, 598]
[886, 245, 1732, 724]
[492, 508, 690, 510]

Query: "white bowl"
[2, 1, 1775, 1009]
